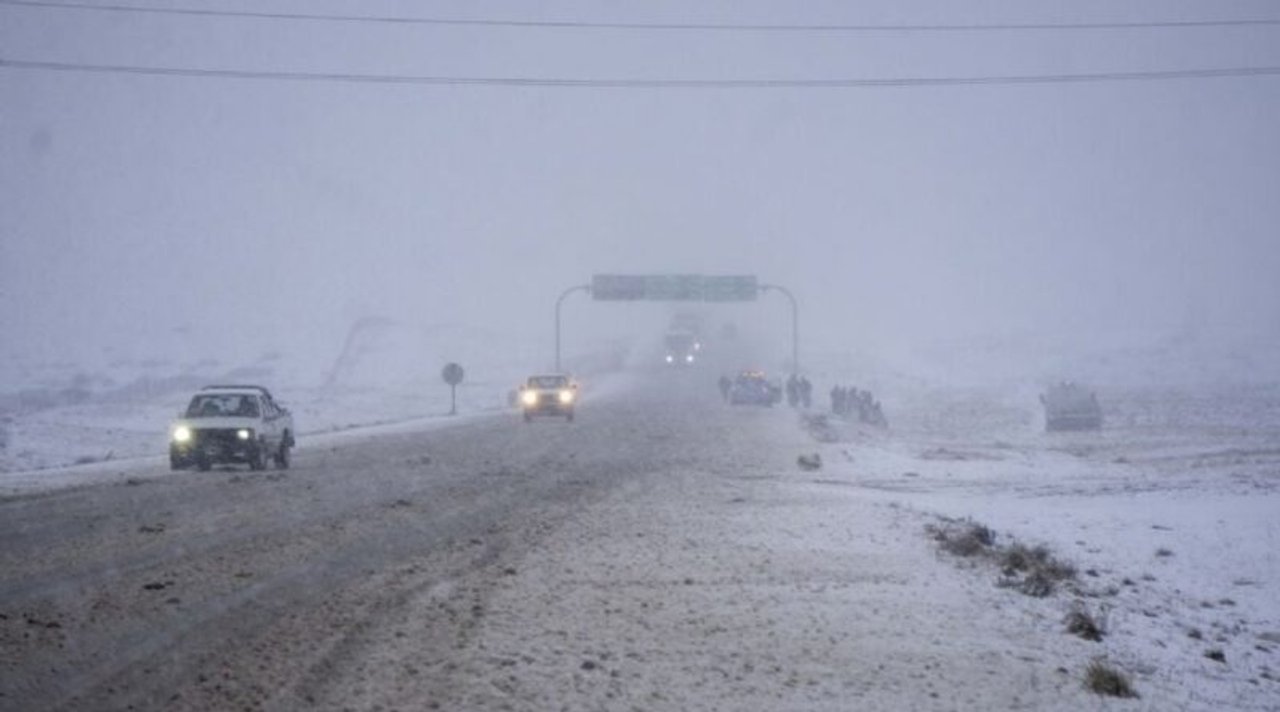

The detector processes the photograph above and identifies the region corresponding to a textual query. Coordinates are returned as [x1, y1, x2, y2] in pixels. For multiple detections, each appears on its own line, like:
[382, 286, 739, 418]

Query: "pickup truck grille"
[192, 429, 244, 447]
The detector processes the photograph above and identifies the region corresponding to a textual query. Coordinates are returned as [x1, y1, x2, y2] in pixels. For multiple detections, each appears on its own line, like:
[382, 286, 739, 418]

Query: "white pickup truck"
[518, 374, 578, 422]
[169, 385, 295, 471]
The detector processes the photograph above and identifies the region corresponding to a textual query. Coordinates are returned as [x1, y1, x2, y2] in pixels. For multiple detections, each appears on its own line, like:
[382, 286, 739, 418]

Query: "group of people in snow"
[830, 385, 887, 427]
[784, 374, 813, 409]
[716, 373, 887, 427]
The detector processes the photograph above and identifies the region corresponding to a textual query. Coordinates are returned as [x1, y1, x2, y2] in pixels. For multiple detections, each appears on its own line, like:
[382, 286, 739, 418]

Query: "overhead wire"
[1, 0, 1279, 32]
[3, 57, 1280, 88]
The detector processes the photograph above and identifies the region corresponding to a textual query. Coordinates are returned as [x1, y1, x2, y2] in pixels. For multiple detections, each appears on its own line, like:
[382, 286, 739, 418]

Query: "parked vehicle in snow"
[169, 385, 295, 471]
[519, 374, 577, 422]
[729, 370, 780, 407]
[1040, 381, 1102, 431]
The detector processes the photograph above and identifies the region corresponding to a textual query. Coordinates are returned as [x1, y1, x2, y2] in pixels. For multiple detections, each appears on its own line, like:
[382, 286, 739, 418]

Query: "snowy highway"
[1, 374, 788, 710]
[0, 377, 672, 710]
[3, 374, 1279, 711]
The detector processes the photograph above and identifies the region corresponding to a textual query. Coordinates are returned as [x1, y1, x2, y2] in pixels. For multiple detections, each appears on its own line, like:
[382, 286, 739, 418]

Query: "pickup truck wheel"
[274, 439, 291, 470]
[248, 441, 266, 471]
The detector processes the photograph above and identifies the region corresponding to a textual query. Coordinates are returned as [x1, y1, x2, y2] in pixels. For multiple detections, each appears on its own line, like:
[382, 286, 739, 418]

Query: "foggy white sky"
[2, 0, 1279, 380]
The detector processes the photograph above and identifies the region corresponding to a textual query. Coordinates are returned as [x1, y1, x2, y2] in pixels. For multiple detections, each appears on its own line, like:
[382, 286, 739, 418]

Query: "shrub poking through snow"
[1000, 543, 1046, 572]
[1065, 604, 1105, 642]
[998, 543, 1077, 597]
[1000, 569, 1054, 597]
[796, 453, 823, 471]
[927, 516, 1076, 597]
[926, 518, 995, 557]
[1085, 660, 1138, 698]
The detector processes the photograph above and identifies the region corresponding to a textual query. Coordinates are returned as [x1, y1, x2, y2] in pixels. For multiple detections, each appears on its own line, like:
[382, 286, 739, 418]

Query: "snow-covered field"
[788, 382, 1280, 707]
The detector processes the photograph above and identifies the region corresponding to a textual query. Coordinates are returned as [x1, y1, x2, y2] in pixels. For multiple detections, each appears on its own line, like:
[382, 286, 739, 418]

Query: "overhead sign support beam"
[555, 273, 798, 374]
[590, 274, 758, 302]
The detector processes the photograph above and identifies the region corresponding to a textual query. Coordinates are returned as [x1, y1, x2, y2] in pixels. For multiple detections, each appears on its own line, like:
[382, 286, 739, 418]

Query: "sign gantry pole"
[555, 284, 591, 372]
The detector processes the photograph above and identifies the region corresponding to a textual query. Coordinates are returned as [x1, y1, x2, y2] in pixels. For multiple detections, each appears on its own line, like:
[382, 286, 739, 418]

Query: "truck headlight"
[172, 426, 192, 443]
[237, 429, 252, 440]
[558, 389, 574, 404]
[686, 354, 695, 363]
[520, 390, 538, 407]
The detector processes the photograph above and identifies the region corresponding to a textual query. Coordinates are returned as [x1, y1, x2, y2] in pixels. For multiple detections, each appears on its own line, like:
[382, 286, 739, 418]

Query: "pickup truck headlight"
[237, 429, 252, 440]
[172, 426, 192, 443]
[558, 389, 574, 404]
[520, 390, 538, 407]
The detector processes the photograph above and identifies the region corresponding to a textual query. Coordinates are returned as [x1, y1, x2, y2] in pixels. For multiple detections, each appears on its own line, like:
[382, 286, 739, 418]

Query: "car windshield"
[185, 394, 259, 418]
[664, 332, 694, 350]
[529, 376, 569, 388]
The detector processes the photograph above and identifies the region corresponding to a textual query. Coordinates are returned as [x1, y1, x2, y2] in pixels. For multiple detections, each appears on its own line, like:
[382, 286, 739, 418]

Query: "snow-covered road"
[1, 375, 1276, 710]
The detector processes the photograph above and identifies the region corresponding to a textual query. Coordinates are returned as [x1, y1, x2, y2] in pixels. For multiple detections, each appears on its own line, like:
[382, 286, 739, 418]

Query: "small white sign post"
[442, 363, 465, 416]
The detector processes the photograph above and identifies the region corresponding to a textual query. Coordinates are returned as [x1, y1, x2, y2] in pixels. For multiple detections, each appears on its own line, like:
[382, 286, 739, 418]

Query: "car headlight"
[665, 355, 674, 363]
[237, 429, 252, 441]
[521, 390, 538, 406]
[558, 389, 574, 404]
[172, 426, 192, 443]
[686, 354, 695, 363]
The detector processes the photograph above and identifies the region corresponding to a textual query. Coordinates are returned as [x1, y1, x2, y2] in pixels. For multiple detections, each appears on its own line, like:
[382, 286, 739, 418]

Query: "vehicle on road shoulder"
[729, 370, 780, 407]
[519, 374, 577, 422]
[1040, 381, 1102, 432]
[169, 385, 295, 471]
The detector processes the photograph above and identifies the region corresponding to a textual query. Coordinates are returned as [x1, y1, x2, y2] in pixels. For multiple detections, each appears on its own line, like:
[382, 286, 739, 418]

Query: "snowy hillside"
[0, 318, 629, 473]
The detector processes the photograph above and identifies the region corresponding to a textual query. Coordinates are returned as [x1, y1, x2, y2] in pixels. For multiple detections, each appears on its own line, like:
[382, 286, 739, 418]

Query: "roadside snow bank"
[793, 380, 1280, 709]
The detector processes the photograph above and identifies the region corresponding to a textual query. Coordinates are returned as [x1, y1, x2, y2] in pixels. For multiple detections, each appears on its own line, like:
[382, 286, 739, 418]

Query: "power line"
[3, 57, 1280, 88]
[2, 0, 1279, 32]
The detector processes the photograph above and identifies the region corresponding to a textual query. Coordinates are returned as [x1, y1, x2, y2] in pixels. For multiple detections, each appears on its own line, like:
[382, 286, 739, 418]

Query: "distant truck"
[170, 385, 295, 471]
[663, 330, 701, 365]
[1040, 382, 1102, 432]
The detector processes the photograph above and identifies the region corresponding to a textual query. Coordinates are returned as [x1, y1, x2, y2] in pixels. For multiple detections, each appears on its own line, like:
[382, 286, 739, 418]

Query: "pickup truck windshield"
[529, 376, 569, 389]
[185, 394, 260, 418]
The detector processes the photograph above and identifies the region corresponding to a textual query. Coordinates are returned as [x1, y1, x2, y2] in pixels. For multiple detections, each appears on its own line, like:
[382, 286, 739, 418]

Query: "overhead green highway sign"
[591, 274, 758, 302]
